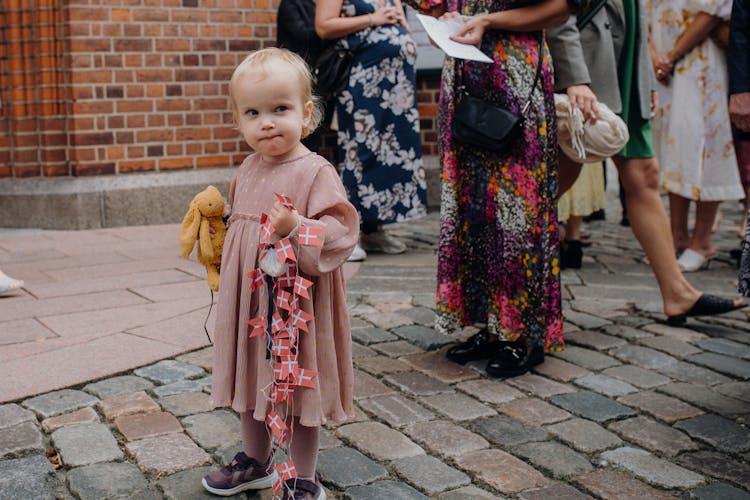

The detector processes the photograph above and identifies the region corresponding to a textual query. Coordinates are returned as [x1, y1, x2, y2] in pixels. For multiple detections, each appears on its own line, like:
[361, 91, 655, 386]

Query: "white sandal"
[677, 248, 713, 273]
[0, 272, 24, 296]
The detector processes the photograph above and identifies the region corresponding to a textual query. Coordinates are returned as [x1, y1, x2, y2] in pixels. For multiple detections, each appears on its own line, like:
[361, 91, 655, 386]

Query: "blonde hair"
[229, 47, 323, 139]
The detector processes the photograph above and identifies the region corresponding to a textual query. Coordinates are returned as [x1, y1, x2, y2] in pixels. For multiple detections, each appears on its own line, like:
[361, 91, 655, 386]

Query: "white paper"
[415, 14, 493, 63]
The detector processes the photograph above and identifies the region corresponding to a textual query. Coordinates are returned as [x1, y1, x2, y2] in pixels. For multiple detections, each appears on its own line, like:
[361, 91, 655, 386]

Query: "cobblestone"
[23, 389, 99, 418]
[573, 374, 638, 397]
[551, 390, 636, 423]
[0, 403, 35, 430]
[607, 416, 699, 457]
[0, 455, 61, 500]
[336, 421, 423, 460]
[498, 397, 571, 426]
[600, 446, 705, 489]
[513, 441, 593, 479]
[674, 414, 750, 453]
[617, 391, 704, 423]
[52, 423, 123, 466]
[422, 392, 496, 421]
[601, 365, 670, 389]
[4, 207, 750, 498]
[392, 454, 470, 494]
[41, 406, 99, 433]
[404, 420, 488, 457]
[0, 421, 44, 459]
[358, 394, 434, 428]
[67, 462, 149, 500]
[126, 433, 211, 475]
[317, 446, 388, 488]
[677, 450, 750, 490]
[134, 360, 206, 385]
[470, 415, 548, 447]
[545, 418, 622, 453]
[83, 375, 155, 399]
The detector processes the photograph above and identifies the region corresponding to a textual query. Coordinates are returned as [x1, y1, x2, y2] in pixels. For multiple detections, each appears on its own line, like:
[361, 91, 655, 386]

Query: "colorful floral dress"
[651, 0, 743, 201]
[336, 0, 428, 228]
[405, 0, 564, 352]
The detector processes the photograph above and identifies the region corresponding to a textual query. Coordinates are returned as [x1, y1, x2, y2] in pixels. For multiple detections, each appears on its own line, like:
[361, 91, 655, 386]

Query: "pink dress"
[211, 152, 358, 427]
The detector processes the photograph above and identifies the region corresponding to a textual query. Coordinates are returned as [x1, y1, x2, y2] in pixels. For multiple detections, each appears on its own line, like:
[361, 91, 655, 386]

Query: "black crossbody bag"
[452, 32, 544, 153]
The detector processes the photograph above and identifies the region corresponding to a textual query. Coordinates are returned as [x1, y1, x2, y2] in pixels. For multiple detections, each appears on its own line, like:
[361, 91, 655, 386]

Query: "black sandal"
[485, 342, 544, 378]
[666, 294, 747, 326]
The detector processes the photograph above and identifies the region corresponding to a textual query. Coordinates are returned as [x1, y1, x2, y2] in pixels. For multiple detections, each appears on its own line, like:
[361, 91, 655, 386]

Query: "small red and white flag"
[292, 276, 313, 300]
[275, 290, 293, 311]
[298, 226, 324, 247]
[265, 410, 288, 441]
[293, 368, 318, 389]
[290, 308, 314, 332]
[276, 264, 297, 289]
[274, 192, 296, 210]
[260, 213, 275, 243]
[247, 316, 266, 338]
[274, 237, 297, 263]
[275, 459, 297, 481]
[270, 312, 285, 333]
[247, 268, 265, 291]
[270, 382, 294, 403]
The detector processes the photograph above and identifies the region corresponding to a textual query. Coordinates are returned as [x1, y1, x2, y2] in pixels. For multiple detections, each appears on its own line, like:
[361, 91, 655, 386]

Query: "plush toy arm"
[198, 218, 214, 260]
[179, 206, 201, 258]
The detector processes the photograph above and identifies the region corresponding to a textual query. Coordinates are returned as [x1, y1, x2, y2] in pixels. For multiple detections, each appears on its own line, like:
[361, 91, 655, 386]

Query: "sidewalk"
[1, 195, 750, 499]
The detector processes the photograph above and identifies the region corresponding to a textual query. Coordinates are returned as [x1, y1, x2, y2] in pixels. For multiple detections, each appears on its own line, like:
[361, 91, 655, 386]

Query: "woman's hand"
[372, 3, 405, 27]
[449, 14, 489, 46]
[650, 90, 659, 117]
[652, 52, 674, 82]
[567, 84, 599, 123]
[269, 202, 300, 238]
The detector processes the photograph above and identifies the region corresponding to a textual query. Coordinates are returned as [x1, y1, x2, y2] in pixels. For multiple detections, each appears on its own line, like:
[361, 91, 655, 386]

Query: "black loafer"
[446, 329, 498, 365]
[485, 342, 544, 378]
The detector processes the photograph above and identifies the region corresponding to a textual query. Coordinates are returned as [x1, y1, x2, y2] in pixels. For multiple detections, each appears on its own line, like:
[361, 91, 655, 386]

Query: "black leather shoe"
[446, 329, 498, 365]
[560, 240, 583, 269]
[485, 342, 544, 378]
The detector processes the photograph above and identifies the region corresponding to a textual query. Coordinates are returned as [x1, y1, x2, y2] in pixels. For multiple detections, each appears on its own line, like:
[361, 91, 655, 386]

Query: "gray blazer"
[547, 0, 655, 119]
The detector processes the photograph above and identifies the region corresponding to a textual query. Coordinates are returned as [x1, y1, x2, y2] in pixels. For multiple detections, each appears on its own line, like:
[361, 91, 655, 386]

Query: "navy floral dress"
[336, 0, 428, 228]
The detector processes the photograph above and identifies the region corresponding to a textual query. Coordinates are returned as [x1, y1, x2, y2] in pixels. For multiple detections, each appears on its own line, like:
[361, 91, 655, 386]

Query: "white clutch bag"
[554, 93, 630, 163]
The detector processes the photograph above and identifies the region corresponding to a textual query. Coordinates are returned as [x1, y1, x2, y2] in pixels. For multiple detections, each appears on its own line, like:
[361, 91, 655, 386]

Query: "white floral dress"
[651, 0, 743, 201]
[336, 0, 427, 228]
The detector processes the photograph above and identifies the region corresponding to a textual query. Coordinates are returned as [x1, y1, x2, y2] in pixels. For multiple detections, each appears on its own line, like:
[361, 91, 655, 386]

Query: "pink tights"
[240, 412, 319, 480]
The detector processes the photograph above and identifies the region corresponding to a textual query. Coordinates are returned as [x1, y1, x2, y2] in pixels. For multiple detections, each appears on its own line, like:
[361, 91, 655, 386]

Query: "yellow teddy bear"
[179, 185, 227, 291]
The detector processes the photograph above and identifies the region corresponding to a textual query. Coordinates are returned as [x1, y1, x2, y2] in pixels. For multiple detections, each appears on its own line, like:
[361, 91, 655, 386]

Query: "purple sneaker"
[201, 452, 278, 496]
[281, 478, 325, 500]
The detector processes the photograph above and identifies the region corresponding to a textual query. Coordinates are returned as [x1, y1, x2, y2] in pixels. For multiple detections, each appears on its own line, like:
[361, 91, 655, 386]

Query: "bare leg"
[557, 151, 583, 200]
[690, 200, 720, 257]
[740, 187, 750, 238]
[613, 156, 705, 316]
[566, 215, 583, 241]
[668, 193, 690, 253]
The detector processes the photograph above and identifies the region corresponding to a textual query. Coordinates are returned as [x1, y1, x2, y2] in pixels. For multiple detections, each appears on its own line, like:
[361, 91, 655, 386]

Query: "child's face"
[233, 62, 313, 163]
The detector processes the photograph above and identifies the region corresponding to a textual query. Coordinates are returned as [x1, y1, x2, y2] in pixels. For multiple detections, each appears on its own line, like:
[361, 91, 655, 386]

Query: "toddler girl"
[202, 48, 358, 500]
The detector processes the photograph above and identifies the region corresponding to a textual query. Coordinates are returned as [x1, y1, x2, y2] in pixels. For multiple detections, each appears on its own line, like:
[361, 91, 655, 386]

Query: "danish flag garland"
[247, 193, 324, 497]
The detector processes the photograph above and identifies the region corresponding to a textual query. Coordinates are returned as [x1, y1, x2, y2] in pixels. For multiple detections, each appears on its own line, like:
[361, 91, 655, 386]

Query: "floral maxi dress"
[405, 0, 564, 352]
[651, 0, 743, 201]
[336, 0, 428, 228]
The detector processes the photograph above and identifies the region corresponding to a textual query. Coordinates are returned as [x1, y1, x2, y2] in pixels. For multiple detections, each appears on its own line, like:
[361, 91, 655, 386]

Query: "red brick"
[120, 159, 156, 173]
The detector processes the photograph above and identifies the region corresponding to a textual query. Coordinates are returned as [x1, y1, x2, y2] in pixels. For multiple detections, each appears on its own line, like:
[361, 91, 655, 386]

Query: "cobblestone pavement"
[2, 193, 750, 499]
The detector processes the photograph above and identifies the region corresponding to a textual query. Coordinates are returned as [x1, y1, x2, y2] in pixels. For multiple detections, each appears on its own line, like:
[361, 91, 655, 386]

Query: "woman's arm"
[653, 12, 722, 76]
[451, 0, 570, 45]
[315, 0, 406, 39]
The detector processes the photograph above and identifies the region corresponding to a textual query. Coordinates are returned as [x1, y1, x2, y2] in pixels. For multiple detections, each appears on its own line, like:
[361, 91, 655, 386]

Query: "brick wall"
[0, 0, 441, 178]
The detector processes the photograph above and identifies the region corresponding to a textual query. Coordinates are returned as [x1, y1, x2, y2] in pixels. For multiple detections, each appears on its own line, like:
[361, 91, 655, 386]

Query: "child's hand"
[269, 202, 299, 237]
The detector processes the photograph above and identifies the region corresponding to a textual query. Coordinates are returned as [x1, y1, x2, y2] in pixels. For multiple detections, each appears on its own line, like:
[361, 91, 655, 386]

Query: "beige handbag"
[554, 93, 629, 163]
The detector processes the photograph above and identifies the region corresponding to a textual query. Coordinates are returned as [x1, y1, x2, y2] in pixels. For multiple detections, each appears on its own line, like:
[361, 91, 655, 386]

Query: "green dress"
[617, 0, 655, 158]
